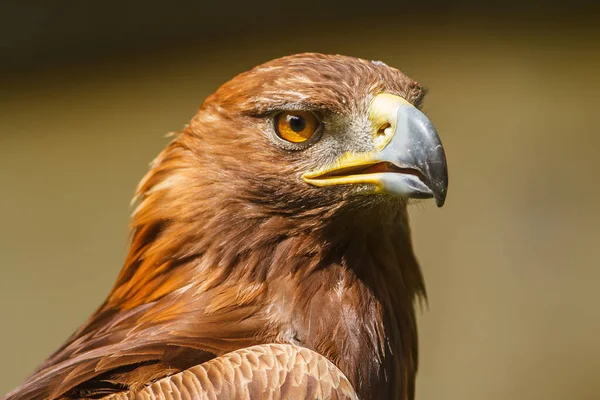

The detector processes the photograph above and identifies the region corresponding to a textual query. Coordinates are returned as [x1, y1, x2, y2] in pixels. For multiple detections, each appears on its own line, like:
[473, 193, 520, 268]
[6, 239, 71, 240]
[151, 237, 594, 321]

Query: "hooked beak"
[302, 93, 448, 206]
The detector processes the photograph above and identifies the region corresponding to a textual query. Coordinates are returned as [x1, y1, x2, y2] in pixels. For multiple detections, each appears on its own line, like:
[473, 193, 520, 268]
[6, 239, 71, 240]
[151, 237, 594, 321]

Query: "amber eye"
[274, 111, 320, 143]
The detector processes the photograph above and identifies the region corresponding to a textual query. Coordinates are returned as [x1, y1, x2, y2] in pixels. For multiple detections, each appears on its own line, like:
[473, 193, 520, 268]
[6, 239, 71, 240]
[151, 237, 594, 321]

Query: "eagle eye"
[274, 111, 320, 144]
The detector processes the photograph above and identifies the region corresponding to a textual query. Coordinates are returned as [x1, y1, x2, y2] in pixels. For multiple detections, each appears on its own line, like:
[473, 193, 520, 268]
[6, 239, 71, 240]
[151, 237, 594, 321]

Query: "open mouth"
[310, 161, 426, 183]
[302, 154, 440, 202]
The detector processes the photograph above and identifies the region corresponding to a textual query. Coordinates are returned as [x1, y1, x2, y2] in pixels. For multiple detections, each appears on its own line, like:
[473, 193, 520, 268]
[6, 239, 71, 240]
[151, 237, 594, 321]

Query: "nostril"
[377, 122, 391, 137]
[374, 122, 392, 147]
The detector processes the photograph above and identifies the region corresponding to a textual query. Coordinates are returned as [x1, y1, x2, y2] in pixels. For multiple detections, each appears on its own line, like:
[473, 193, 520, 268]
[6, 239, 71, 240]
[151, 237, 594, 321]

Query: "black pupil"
[287, 115, 306, 132]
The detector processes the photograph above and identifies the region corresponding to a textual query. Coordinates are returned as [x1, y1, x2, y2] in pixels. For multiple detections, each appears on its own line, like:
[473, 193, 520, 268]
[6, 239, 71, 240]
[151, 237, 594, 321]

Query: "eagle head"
[177, 53, 447, 225]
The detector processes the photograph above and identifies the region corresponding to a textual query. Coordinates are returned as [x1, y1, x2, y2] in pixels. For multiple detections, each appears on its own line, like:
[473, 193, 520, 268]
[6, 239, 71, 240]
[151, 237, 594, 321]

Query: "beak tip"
[426, 171, 448, 207]
[432, 178, 448, 207]
[435, 192, 446, 207]
[389, 103, 448, 208]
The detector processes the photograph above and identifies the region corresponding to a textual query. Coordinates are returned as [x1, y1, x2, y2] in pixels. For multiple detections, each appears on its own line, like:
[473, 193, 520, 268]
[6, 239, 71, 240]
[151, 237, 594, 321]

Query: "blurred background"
[1, 1, 599, 399]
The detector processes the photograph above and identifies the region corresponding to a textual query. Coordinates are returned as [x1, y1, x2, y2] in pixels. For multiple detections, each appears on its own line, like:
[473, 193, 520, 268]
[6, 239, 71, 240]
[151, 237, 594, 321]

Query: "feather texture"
[105, 344, 358, 400]
[4, 53, 429, 400]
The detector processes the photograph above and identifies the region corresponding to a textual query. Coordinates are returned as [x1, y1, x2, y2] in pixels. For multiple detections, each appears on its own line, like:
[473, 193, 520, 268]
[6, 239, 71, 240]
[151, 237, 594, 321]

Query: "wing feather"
[105, 344, 358, 400]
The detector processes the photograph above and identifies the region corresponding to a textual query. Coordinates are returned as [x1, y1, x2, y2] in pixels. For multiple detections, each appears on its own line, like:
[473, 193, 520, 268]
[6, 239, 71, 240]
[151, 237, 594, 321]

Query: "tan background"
[1, 6, 599, 400]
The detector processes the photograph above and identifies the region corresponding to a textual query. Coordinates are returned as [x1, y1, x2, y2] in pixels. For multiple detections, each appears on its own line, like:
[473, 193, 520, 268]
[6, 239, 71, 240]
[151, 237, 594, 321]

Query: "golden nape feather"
[4, 53, 447, 400]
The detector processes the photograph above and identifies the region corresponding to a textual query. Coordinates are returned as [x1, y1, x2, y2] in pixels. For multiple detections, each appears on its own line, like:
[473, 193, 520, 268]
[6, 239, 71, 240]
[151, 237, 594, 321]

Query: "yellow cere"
[368, 93, 411, 151]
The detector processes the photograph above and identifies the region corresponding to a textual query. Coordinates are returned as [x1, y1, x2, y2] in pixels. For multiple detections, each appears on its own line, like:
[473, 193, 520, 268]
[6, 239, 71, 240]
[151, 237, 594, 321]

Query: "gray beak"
[379, 104, 448, 206]
[303, 93, 448, 207]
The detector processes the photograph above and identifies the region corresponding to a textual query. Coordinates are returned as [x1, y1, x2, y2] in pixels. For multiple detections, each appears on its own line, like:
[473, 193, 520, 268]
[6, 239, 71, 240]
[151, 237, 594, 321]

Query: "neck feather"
[107, 139, 425, 400]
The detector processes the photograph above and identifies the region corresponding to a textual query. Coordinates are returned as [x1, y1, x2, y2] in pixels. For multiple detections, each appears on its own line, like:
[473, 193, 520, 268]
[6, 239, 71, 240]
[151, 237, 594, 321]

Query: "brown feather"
[4, 53, 427, 400]
[105, 344, 358, 400]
